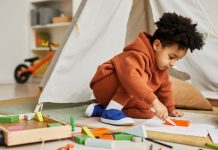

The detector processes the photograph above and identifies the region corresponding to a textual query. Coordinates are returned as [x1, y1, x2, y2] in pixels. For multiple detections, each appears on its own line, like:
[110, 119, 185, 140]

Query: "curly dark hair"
[150, 12, 205, 52]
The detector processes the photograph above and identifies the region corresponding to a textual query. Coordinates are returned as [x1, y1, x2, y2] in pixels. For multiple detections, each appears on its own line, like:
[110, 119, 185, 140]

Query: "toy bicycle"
[14, 42, 58, 84]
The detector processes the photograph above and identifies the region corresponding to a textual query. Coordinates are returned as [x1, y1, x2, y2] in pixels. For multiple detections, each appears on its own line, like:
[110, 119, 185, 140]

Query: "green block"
[114, 133, 133, 141]
[0, 115, 19, 123]
[74, 135, 89, 144]
[47, 123, 63, 127]
[70, 115, 75, 131]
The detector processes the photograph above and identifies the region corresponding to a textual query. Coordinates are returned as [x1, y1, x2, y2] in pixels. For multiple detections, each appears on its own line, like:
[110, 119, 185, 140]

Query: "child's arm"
[155, 73, 175, 113]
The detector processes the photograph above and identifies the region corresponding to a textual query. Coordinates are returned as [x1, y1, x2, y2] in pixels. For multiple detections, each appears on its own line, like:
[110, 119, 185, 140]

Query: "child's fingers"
[157, 111, 168, 121]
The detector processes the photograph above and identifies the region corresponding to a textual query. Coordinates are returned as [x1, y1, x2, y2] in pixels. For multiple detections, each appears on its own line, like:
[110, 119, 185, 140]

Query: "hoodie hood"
[124, 32, 156, 68]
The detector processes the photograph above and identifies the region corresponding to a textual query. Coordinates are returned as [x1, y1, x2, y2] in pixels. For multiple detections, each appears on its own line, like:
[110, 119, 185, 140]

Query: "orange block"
[98, 134, 114, 140]
[90, 128, 113, 137]
[165, 119, 190, 127]
[57, 143, 74, 150]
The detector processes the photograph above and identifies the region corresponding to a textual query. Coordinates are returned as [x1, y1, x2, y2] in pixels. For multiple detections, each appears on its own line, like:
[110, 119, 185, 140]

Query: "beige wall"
[0, 0, 29, 84]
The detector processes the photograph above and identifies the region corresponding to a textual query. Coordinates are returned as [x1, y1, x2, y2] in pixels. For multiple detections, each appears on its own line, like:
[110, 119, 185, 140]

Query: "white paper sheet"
[140, 117, 215, 137]
[208, 129, 218, 144]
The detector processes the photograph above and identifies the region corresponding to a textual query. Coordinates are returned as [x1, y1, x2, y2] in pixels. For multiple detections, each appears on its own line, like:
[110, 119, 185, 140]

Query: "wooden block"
[24, 113, 35, 121]
[74, 135, 89, 144]
[70, 132, 83, 141]
[121, 125, 147, 138]
[85, 138, 115, 149]
[47, 123, 63, 127]
[34, 112, 43, 122]
[81, 127, 95, 138]
[114, 133, 133, 141]
[0, 115, 19, 123]
[8, 125, 24, 131]
[57, 143, 74, 150]
[98, 134, 114, 140]
[132, 136, 143, 142]
[70, 115, 75, 131]
[90, 128, 112, 137]
[165, 119, 190, 127]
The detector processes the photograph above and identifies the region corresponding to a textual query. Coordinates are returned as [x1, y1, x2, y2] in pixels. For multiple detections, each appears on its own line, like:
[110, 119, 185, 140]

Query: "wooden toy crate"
[0, 114, 71, 146]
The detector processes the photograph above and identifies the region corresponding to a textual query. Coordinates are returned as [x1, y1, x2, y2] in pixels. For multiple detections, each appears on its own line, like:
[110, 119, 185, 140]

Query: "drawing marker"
[145, 138, 173, 149]
[205, 143, 218, 150]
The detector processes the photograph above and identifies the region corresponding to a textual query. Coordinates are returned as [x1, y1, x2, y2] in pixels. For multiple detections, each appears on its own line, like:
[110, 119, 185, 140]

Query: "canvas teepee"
[35, 0, 218, 112]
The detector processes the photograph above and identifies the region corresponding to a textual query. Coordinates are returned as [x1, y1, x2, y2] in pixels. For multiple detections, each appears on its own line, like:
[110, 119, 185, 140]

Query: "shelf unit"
[29, 0, 73, 77]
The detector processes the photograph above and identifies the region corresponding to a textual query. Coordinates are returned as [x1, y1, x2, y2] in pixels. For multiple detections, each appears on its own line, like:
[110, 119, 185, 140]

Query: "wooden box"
[0, 114, 71, 146]
[52, 16, 72, 23]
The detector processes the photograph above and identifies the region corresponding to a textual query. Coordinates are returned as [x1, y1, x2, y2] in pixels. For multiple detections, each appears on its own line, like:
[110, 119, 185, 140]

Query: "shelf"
[31, 0, 59, 4]
[32, 47, 58, 51]
[32, 22, 71, 30]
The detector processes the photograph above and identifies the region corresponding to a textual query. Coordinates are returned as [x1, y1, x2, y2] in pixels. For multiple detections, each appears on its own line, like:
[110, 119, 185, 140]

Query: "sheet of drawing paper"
[208, 129, 218, 144]
[141, 117, 215, 137]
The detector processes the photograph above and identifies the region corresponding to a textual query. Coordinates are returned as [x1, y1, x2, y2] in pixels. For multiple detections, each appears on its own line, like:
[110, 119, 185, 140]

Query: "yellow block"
[81, 127, 95, 138]
[35, 112, 44, 122]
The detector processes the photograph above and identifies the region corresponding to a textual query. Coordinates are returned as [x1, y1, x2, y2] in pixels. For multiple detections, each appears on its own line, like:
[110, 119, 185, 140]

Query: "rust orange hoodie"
[90, 32, 175, 112]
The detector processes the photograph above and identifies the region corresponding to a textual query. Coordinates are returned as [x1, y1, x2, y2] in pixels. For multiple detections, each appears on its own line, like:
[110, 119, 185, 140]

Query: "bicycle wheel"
[14, 64, 32, 84]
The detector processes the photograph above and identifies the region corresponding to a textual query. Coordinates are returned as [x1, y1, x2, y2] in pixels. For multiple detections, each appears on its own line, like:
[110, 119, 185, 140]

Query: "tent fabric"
[38, 0, 218, 107]
[39, 0, 133, 103]
[149, 0, 218, 99]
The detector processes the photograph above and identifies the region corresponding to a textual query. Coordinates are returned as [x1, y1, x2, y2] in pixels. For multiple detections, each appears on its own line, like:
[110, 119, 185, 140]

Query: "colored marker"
[145, 138, 173, 149]
[205, 143, 218, 150]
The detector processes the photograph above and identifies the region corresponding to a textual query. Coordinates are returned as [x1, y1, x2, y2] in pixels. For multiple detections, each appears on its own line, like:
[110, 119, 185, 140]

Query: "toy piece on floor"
[165, 119, 190, 127]
[70, 115, 75, 131]
[74, 135, 89, 144]
[132, 136, 144, 142]
[57, 143, 74, 150]
[0, 130, 4, 146]
[70, 132, 83, 141]
[24, 113, 35, 121]
[98, 134, 114, 140]
[81, 127, 95, 138]
[47, 123, 63, 127]
[8, 125, 24, 131]
[90, 127, 112, 137]
[114, 133, 133, 141]
[34, 112, 44, 122]
[0, 115, 19, 123]
[205, 143, 218, 150]
[121, 125, 147, 138]
[85, 138, 115, 149]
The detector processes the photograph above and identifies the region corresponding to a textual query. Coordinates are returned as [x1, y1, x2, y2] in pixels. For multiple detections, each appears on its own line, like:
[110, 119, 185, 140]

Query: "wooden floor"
[0, 83, 39, 101]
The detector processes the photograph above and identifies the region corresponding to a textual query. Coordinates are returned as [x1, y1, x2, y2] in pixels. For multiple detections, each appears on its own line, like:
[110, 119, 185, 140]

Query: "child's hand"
[152, 98, 168, 121]
[169, 109, 184, 117]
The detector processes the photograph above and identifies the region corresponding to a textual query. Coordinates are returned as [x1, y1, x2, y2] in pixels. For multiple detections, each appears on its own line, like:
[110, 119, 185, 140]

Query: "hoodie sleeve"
[112, 52, 157, 104]
[155, 73, 175, 113]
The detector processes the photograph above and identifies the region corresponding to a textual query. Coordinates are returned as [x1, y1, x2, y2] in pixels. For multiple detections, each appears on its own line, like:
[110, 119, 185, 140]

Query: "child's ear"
[153, 39, 161, 51]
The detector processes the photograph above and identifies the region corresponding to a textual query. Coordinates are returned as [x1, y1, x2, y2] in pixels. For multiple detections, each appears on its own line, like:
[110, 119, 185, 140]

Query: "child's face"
[153, 40, 188, 70]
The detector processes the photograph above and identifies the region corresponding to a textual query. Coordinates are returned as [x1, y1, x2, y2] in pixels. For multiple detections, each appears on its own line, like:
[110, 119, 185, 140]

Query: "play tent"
[35, 0, 218, 111]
